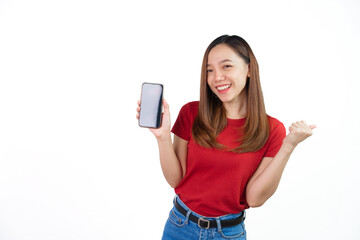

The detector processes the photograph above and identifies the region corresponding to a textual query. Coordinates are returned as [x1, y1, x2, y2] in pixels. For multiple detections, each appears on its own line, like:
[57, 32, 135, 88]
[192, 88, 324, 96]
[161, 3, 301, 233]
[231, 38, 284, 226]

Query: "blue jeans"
[162, 196, 247, 240]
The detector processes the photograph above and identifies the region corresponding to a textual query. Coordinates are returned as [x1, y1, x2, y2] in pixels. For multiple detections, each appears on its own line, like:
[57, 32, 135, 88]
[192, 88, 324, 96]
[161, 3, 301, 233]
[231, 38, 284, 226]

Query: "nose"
[214, 70, 225, 82]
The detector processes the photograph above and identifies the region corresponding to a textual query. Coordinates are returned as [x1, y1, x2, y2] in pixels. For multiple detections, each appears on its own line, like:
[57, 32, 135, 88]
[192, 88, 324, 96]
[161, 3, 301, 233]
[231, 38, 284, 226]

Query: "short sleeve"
[264, 119, 286, 158]
[171, 102, 193, 141]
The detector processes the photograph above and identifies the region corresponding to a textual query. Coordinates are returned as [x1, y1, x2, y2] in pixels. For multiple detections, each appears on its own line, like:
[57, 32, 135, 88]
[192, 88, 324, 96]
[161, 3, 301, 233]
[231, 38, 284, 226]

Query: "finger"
[299, 120, 308, 127]
[298, 121, 310, 131]
[294, 122, 302, 128]
[137, 106, 140, 113]
[288, 125, 296, 133]
[309, 124, 317, 130]
[163, 99, 169, 113]
[294, 122, 310, 134]
[137, 100, 141, 106]
[291, 122, 301, 129]
[136, 113, 139, 119]
[289, 124, 304, 133]
[163, 98, 168, 108]
[298, 121, 316, 131]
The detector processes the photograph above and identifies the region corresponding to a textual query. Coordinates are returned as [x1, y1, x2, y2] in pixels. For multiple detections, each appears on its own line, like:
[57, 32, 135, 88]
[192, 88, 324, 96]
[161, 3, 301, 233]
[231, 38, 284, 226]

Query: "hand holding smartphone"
[138, 82, 164, 129]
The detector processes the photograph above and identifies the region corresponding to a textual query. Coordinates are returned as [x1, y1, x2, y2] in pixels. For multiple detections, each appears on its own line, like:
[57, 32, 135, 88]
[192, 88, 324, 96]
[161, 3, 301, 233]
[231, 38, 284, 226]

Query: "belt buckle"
[198, 218, 210, 229]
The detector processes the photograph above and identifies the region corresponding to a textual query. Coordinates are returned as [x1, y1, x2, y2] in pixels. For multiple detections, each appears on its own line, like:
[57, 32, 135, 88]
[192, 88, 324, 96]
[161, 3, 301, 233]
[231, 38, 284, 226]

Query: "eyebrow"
[207, 59, 233, 67]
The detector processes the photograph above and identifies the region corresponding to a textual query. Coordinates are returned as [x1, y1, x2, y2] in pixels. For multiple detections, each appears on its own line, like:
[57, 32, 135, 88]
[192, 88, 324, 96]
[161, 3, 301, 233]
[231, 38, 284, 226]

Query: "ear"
[247, 66, 251, 77]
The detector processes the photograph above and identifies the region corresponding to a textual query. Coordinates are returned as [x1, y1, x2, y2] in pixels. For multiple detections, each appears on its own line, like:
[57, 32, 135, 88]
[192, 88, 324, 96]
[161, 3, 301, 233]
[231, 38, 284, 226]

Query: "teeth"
[217, 84, 231, 91]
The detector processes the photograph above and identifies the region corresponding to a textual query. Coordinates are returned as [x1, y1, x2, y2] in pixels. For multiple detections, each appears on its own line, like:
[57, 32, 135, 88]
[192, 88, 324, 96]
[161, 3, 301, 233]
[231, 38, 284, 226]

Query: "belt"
[174, 198, 245, 229]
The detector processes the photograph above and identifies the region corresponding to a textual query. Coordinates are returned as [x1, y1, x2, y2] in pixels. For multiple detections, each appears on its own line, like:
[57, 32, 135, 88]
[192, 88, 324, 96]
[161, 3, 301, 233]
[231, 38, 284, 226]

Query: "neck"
[223, 91, 247, 119]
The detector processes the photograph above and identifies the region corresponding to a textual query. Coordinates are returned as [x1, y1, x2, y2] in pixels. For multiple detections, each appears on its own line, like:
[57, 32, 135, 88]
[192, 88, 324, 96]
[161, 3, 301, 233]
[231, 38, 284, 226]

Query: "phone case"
[139, 82, 163, 128]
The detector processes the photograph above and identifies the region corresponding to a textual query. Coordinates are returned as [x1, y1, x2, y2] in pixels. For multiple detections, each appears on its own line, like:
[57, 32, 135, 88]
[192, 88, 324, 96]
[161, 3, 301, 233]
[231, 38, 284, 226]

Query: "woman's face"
[206, 44, 250, 105]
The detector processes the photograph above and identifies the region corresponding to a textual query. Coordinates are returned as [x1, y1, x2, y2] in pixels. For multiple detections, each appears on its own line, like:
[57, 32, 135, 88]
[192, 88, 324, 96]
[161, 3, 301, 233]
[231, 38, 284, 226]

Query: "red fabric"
[171, 101, 286, 217]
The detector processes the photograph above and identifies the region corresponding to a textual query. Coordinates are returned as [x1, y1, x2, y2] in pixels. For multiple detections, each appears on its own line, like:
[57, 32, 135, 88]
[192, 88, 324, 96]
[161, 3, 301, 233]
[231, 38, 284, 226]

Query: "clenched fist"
[283, 120, 316, 149]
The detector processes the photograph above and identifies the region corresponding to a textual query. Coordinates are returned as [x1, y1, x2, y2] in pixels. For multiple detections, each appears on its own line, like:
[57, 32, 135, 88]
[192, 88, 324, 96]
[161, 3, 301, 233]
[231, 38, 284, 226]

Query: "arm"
[137, 99, 188, 188]
[157, 134, 188, 188]
[246, 120, 316, 207]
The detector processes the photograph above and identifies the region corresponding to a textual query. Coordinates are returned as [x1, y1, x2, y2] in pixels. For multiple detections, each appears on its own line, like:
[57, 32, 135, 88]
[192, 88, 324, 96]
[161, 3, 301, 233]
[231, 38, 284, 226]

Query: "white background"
[0, 0, 359, 239]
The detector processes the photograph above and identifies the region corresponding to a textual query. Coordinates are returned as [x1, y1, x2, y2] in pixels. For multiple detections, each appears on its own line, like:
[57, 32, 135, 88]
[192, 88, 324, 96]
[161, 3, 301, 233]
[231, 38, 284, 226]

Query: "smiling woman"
[193, 35, 268, 153]
[136, 34, 316, 240]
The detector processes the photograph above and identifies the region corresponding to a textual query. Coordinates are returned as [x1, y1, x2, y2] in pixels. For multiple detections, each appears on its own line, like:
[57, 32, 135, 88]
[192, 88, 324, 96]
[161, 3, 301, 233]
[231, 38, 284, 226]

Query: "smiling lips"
[216, 84, 231, 92]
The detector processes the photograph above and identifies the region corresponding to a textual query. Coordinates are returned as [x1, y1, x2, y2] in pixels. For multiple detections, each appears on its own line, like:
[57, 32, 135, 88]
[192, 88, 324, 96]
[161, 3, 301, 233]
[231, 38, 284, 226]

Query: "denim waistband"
[174, 195, 245, 221]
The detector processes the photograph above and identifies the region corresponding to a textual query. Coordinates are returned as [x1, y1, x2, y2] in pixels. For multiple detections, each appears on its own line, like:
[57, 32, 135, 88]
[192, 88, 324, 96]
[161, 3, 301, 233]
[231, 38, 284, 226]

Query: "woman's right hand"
[136, 99, 171, 140]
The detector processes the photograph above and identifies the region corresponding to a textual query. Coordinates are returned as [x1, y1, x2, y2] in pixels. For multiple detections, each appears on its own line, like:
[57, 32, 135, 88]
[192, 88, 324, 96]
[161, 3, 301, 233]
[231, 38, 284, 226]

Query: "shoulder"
[266, 115, 283, 125]
[172, 101, 199, 140]
[179, 101, 199, 117]
[181, 101, 199, 110]
[262, 115, 286, 156]
[267, 115, 286, 136]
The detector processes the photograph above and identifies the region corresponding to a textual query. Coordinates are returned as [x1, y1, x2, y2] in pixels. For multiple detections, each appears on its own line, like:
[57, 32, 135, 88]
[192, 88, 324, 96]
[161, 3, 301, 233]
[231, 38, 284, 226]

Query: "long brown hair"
[192, 35, 269, 153]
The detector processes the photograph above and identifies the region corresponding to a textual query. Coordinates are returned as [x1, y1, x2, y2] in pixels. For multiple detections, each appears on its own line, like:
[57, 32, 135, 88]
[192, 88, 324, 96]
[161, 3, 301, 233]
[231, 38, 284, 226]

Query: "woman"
[136, 35, 316, 240]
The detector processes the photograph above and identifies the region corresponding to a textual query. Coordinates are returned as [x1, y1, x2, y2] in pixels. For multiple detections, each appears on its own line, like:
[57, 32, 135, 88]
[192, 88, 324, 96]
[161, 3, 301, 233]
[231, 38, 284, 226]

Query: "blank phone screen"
[139, 83, 163, 128]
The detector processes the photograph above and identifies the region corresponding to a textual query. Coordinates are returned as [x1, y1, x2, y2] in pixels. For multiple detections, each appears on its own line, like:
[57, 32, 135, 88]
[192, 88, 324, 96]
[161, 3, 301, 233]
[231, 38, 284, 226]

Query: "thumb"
[309, 124, 317, 130]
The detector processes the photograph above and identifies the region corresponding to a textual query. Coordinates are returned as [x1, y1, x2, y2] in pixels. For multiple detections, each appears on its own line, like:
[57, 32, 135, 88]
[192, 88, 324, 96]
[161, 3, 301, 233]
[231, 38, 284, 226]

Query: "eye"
[224, 65, 232, 69]
[206, 69, 213, 73]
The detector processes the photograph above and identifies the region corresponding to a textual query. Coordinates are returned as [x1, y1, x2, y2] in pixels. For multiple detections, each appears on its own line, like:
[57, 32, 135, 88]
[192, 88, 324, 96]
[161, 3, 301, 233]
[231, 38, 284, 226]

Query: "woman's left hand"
[283, 120, 316, 150]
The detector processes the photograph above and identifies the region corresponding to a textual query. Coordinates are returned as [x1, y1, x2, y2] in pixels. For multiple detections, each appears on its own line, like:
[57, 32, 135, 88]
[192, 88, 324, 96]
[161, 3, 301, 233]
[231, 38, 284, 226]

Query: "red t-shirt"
[171, 101, 286, 217]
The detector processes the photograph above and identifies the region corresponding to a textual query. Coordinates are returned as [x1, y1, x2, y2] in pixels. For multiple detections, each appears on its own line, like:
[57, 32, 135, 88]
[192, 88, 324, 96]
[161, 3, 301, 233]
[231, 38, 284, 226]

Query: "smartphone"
[139, 82, 164, 128]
